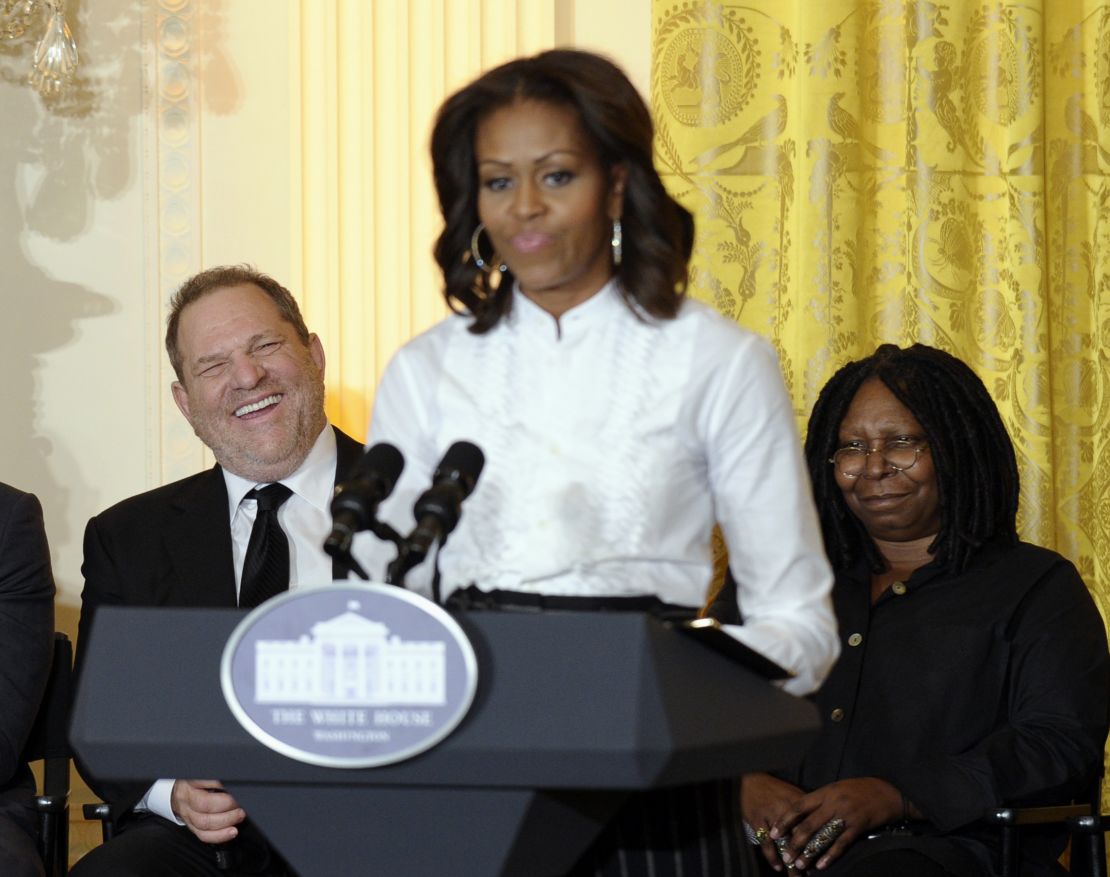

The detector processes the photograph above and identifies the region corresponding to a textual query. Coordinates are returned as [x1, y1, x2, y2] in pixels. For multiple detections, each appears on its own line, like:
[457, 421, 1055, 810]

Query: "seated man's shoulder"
[91, 468, 223, 532]
[0, 481, 28, 502]
[0, 482, 39, 514]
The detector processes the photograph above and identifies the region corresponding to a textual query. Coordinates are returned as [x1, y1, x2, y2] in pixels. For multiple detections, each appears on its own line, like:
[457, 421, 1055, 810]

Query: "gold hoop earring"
[470, 223, 506, 274]
[611, 218, 623, 267]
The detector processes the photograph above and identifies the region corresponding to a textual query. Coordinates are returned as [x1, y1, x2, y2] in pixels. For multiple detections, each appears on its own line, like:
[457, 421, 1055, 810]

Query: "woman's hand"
[771, 777, 904, 871]
[741, 772, 806, 871]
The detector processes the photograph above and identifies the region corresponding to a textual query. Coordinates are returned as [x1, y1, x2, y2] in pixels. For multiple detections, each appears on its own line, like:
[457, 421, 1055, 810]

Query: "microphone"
[387, 441, 484, 586]
[323, 442, 405, 564]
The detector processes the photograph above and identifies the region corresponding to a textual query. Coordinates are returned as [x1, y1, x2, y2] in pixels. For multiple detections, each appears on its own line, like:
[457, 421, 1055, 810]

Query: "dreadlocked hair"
[804, 343, 1019, 576]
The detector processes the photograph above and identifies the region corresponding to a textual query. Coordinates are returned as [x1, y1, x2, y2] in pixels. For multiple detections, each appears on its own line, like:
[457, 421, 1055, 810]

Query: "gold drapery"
[651, 0, 1110, 801]
[297, 0, 562, 443]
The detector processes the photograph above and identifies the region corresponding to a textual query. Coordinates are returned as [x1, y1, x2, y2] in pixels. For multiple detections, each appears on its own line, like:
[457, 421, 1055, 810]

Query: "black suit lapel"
[334, 426, 364, 482]
[162, 431, 365, 592]
[163, 467, 238, 607]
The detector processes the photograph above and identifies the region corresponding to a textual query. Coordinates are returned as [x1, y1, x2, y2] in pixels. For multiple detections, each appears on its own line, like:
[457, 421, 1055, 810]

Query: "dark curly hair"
[804, 343, 1019, 576]
[429, 49, 694, 333]
[166, 264, 310, 382]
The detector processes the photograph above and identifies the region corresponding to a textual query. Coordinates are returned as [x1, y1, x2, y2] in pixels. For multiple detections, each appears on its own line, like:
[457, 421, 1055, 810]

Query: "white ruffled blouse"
[360, 281, 838, 694]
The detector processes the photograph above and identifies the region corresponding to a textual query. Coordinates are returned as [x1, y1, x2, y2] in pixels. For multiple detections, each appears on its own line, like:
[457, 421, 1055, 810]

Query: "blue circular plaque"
[220, 583, 478, 768]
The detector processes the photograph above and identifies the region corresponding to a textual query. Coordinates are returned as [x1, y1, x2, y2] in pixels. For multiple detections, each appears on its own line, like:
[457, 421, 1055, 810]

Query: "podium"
[70, 607, 819, 876]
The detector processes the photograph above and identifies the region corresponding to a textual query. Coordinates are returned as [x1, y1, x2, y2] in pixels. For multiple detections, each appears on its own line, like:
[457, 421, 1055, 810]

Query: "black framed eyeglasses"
[829, 439, 929, 479]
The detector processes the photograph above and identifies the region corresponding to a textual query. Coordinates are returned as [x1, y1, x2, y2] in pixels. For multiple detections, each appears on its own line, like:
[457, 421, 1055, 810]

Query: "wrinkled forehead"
[176, 284, 295, 356]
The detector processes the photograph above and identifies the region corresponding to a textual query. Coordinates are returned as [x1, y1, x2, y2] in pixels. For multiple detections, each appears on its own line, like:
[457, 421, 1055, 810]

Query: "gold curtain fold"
[651, 0, 1110, 803]
[294, 0, 559, 442]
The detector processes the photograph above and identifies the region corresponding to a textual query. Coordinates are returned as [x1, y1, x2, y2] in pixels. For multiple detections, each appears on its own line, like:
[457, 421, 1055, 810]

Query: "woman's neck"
[874, 533, 935, 572]
[519, 275, 613, 322]
[869, 534, 936, 602]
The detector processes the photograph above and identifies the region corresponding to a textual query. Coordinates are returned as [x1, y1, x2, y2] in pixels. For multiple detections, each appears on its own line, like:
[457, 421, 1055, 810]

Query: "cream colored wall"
[0, 0, 651, 638]
[1, 0, 149, 641]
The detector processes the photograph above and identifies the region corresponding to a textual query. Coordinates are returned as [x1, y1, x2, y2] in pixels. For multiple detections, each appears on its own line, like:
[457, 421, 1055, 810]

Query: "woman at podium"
[364, 49, 839, 875]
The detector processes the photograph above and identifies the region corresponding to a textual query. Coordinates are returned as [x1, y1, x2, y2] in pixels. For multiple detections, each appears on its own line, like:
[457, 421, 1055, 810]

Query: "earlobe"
[308, 334, 325, 375]
[170, 381, 192, 423]
[608, 164, 628, 219]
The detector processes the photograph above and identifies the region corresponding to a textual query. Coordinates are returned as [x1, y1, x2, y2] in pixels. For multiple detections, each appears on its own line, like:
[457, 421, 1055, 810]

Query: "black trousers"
[449, 589, 734, 876]
[0, 810, 43, 877]
[751, 832, 992, 877]
[567, 780, 755, 877]
[753, 850, 961, 876]
[69, 813, 295, 877]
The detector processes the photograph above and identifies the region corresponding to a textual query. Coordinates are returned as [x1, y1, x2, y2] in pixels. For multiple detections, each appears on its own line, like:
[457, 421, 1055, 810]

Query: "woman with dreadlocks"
[740, 343, 1108, 877]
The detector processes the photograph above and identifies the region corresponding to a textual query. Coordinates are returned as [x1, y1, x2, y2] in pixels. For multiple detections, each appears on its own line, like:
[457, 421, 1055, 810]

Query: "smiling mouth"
[861, 493, 908, 505]
[234, 394, 282, 417]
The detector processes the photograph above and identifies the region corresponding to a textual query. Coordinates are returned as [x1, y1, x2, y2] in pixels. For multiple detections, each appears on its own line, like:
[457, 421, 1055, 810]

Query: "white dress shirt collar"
[223, 424, 335, 517]
[509, 277, 627, 339]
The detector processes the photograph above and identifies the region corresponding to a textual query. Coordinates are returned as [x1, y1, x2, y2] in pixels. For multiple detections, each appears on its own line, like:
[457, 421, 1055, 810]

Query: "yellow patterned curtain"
[651, 0, 1110, 618]
[651, 0, 1110, 800]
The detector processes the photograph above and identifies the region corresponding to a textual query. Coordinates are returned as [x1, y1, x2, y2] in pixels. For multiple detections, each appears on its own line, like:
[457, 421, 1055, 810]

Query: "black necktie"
[238, 483, 294, 608]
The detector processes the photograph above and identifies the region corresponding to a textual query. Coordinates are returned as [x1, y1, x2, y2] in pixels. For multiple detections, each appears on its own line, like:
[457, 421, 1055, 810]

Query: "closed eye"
[198, 361, 228, 378]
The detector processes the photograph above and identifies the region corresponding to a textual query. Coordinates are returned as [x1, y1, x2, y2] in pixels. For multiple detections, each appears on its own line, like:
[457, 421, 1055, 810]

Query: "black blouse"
[789, 540, 1109, 875]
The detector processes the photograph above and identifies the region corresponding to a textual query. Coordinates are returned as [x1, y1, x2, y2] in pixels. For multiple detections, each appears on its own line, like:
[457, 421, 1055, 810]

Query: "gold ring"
[754, 826, 769, 843]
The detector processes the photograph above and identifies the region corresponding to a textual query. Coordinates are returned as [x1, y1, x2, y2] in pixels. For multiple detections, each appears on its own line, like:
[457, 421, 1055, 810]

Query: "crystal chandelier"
[1, 0, 78, 97]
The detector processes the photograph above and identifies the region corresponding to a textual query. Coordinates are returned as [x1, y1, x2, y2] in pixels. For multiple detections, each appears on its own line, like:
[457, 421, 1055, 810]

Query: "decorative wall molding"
[144, 0, 207, 483]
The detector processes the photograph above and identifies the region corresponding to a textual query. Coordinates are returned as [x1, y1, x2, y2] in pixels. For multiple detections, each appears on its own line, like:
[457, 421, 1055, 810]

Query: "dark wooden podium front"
[70, 607, 818, 876]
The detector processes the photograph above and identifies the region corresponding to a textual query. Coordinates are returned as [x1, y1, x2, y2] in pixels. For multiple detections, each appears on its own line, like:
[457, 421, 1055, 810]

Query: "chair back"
[21, 632, 73, 877]
[1064, 768, 1107, 877]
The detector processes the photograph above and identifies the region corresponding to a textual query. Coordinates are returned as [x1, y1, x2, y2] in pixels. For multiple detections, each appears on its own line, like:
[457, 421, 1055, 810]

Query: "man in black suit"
[71, 266, 364, 877]
[0, 483, 54, 877]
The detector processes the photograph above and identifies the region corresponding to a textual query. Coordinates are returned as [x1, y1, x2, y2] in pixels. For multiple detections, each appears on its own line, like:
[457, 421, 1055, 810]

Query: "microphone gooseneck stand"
[325, 440, 485, 601]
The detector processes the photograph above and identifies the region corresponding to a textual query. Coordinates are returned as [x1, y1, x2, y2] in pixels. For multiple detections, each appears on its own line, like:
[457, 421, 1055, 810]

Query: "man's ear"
[308, 333, 325, 376]
[608, 163, 628, 220]
[171, 380, 193, 424]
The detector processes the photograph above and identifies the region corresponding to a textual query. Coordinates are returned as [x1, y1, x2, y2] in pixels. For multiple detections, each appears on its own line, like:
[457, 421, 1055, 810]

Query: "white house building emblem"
[255, 605, 447, 706]
[221, 584, 478, 767]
